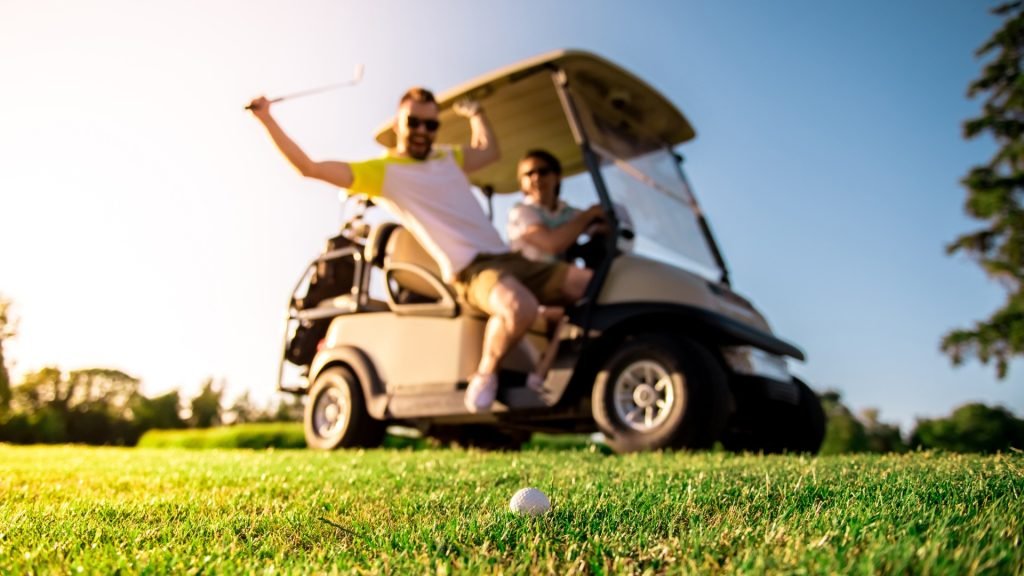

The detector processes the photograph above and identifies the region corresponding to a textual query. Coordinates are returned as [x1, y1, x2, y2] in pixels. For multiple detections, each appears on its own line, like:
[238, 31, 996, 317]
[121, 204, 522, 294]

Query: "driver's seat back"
[381, 225, 458, 316]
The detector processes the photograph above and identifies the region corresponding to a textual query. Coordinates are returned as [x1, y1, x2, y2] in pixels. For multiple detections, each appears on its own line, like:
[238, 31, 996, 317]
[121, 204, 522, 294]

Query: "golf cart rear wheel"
[592, 334, 728, 453]
[304, 366, 385, 450]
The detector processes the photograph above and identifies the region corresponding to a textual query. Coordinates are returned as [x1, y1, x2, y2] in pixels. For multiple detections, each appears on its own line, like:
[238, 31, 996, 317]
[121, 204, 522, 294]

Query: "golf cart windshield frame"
[548, 67, 732, 301]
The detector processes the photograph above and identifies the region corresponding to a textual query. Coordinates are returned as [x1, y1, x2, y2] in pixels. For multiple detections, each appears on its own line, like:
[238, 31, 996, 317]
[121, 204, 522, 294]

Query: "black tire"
[790, 378, 826, 453]
[722, 377, 825, 454]
[304, 366, 385, 450]
[592, 334, 729, 453]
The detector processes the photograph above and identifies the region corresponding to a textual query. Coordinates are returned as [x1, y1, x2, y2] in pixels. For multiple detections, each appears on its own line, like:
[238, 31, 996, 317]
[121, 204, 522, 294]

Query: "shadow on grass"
[140, 423, 612, 453]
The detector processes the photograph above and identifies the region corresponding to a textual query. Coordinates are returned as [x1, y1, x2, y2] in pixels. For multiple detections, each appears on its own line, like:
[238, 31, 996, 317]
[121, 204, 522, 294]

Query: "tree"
[818, 391, 870, 455]
[11, 367, 139, 417]
[8, 367, 143, 444]
[11, 367, 66, 414]
[910, 403, 1024, 453]
[225, 390, 262, 425]
[0, 295, 16, 411]
[131, 390, 186, 430]
[859, 408, 908, 454]
[189, 377, 224, 428]
[944, 1, 1024, 379]
[269, 393, 304, 422]
[66, 368, 141, 419]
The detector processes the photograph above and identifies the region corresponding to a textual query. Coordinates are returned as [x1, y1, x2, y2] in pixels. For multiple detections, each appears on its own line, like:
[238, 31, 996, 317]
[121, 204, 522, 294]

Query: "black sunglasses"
[406, 116, 440, 132]
[521, 166, 554, 178]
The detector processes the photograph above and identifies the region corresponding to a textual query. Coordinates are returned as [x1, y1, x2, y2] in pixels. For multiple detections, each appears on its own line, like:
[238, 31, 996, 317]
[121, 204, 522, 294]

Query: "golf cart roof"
[374, 49, 696, 194]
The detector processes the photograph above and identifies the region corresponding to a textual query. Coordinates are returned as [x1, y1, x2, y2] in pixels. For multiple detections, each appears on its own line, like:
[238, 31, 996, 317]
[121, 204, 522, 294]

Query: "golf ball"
[509, 487, 550, 516]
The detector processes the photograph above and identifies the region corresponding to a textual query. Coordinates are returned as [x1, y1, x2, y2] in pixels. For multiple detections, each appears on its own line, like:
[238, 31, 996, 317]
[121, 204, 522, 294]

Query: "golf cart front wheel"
[304, 366, 384, 450]
[592, 334, 728, 453]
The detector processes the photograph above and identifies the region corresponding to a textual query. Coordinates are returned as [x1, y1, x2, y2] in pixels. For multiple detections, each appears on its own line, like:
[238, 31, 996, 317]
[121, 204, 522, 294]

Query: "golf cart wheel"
[592, 334, 728, 453]
[784, 377, 826, 453]
[304, 366, 385, 450]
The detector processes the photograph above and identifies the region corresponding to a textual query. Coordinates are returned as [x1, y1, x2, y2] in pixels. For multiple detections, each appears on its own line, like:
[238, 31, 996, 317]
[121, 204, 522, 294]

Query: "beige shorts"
[454, 252, 570, 315]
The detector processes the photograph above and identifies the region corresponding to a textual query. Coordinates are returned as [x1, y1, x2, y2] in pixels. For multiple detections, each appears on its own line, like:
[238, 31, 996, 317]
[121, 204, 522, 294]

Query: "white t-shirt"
[506, 196, 579, 263]
[347, 145, 508, 282]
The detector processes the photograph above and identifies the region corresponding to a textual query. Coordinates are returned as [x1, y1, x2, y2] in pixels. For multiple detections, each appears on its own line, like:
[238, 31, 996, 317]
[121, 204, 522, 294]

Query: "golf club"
[245, 64, 364, 110]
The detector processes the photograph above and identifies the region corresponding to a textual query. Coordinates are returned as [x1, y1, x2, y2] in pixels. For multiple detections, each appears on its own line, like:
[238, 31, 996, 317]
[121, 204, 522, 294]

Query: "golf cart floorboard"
[385, 385, 551, 418]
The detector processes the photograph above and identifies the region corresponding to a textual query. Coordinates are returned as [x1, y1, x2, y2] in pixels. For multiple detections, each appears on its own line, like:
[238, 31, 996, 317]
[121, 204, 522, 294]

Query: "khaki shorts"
[454, 252, 570, 315]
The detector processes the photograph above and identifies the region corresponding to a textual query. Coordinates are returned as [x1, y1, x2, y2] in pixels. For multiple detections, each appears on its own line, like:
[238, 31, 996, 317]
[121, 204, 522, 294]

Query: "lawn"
[0, 445, 1020, 574]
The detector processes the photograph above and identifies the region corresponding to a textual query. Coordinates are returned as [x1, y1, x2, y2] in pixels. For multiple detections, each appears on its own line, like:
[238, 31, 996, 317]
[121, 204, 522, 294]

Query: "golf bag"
[286, 231, 358, 366]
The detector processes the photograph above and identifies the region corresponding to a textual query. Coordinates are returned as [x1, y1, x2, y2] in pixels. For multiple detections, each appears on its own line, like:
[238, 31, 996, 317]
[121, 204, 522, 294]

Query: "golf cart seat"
[369, 224, 459, 317]
[365, 221, 399, 268]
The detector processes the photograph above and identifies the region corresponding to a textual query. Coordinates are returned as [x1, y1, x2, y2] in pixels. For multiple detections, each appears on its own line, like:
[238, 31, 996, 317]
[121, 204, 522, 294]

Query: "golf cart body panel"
[597, 254, 754, 325]
[284, 49, 824, 453]
[593, 253, 804, 360]
[316, 312, 544, 392]
[587, 303, 804, 362]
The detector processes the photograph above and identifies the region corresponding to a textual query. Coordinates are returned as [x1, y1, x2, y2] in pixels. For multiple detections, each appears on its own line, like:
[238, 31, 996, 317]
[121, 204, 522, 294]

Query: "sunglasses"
[521, 166, 555, 178]
[406, 116, 440, 132]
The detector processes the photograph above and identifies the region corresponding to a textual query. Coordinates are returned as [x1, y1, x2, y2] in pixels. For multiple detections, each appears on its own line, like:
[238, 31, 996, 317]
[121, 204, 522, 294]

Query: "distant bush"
[819, 392, 907, 455]
[138, 422, 307, 449]
[910, 403, 1024, 453]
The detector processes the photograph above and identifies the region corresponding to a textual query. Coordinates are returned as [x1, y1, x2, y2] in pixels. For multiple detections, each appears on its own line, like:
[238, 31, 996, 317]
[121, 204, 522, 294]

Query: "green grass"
[137, 422, 308, 449]
[0, 446, 1020, 574]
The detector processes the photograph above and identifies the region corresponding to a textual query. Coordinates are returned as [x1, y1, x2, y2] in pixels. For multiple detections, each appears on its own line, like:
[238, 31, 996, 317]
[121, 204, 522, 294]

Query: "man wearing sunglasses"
[508, 149, 608, 264]
[249, 88, 594, 413]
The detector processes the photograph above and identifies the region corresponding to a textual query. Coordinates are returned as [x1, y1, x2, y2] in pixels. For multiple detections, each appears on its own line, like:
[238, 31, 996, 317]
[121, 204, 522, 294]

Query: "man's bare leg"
[528, 267, 593, 392]
[528, 308, 567, 393]
[562, 267, 593, 302]
[465, 277, 539, 412]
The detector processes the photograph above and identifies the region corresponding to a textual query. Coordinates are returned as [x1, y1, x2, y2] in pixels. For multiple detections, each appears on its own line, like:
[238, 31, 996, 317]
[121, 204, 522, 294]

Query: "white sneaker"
[465, 373, 498, 412]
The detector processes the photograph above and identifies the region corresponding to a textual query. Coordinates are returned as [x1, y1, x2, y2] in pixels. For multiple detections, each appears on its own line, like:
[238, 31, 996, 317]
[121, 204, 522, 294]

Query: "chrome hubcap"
[314, 383, 350, 438]
[613, 360, 675, 432]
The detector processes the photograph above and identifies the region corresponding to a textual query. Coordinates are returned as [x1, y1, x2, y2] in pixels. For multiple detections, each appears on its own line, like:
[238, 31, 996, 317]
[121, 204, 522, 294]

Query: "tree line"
[0, 293, 298, 445]
[820, 391, 1024, 455]
[0, 367, 301, 446]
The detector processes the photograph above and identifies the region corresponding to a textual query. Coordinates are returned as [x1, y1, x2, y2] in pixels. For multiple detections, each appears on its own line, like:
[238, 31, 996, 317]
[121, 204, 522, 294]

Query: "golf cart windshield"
[599, 146, 720, 280]
[552, 54, 723, 281]
[558, 98, 723, 281]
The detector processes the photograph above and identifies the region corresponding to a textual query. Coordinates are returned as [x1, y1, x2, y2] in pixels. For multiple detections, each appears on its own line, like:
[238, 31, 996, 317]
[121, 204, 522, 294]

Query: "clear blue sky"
[1, 0, 1020, 429]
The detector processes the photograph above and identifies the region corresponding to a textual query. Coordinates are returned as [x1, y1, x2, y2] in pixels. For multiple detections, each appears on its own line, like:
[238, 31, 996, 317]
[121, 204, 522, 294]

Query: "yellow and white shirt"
[348, 145, 507, 281]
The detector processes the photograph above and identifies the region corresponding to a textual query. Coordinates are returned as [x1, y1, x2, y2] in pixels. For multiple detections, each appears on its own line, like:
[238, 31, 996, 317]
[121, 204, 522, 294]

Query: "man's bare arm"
[248, 97, 354, 189]
[518, 205, 606, 255]
[454, 100, 500, 173]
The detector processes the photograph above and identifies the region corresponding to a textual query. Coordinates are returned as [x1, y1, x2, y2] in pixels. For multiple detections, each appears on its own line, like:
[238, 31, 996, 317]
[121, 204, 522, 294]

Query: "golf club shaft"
[245, 64, 364, 111]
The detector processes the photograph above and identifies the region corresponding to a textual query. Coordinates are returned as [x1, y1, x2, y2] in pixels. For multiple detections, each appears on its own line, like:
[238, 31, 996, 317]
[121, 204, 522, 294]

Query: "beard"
[405, 135, 433, 160]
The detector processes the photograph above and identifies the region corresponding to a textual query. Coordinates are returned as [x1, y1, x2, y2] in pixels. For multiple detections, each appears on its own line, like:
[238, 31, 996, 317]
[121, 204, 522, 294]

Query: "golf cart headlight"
[722, 346, 791, 382]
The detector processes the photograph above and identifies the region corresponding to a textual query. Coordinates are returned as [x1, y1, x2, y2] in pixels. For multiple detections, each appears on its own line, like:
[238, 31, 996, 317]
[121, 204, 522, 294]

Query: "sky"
[1, 0, 1021, 430]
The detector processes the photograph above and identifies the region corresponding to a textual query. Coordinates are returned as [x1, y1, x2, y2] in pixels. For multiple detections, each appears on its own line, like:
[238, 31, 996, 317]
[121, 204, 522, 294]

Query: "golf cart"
[278, 50, 825, 454]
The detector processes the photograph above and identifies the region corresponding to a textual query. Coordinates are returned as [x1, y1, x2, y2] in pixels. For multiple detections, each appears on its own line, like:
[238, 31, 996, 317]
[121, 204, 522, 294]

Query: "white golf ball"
[509, 487, 550, 516]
